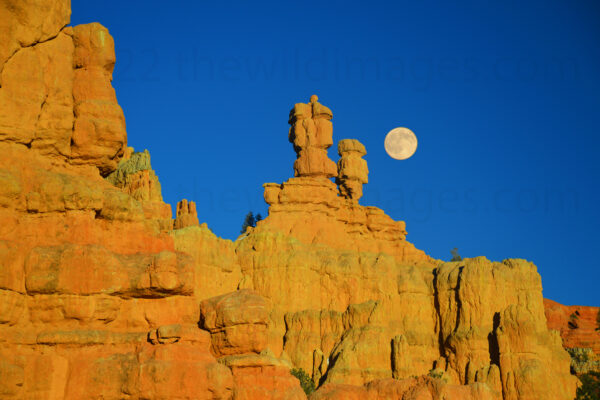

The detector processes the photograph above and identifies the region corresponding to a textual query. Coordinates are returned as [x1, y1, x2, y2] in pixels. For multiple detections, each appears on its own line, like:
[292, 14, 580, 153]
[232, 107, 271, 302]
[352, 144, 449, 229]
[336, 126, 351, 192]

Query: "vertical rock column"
[336, 139, 368, 202]
[174, 199, 200, 229]
[70, 23, 127, 175]
[288, 95, 337, 178]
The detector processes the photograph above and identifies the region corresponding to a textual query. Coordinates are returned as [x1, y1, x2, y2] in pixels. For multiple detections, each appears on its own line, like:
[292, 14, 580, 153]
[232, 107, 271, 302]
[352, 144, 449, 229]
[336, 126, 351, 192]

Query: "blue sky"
[72, 1, 600, 306]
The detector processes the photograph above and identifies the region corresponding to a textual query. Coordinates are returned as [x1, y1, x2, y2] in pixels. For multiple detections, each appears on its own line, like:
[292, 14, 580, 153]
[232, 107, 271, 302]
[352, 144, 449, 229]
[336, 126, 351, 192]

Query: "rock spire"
[288, 95, 337, 178]
[174, 199, 200, 229]
[336, 139, 368, 202]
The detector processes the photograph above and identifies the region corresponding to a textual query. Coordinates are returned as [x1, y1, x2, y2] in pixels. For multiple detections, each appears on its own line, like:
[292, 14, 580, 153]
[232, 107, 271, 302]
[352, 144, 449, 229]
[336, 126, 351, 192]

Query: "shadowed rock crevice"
[453, 265, 464, 332]
[432, 267, 446, 359]
[488, 312, 501, 367]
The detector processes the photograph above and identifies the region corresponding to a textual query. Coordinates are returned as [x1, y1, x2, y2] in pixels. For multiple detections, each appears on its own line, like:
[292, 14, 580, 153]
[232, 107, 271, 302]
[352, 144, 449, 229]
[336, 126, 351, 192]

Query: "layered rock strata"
[544, 299, 600, 374]
[544, 299, 600, 354]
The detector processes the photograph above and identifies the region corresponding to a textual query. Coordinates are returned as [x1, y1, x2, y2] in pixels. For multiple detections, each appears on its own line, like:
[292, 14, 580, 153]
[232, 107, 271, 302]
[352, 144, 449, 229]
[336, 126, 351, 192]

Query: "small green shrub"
[428, 368, 444, 379]
[450, 247, 462, 262]
[290, 368, 315, 395]
[567, 347, 591, 364]
[576, 371, 600, 400]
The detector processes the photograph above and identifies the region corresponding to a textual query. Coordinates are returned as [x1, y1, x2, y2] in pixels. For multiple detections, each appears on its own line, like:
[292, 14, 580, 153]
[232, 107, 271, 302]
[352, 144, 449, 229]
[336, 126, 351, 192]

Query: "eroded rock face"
[221, 352, 307, 400]
[170, 223, 242, 300]
[232, 97, 577, 399]
[200, 289, 271, 357]
[70, 22, 126, 174]
[0, 2, 288, 398]
[0, 0, 71, 72]
[435, 258, 577, 398]
[0, 3, 585, 399]
[0, 2, 125, 176]
[544, 299, 600, 355]
[199, 290, 308, 399]
[310, 377, 500, 400]
[544, 299, 600, 374]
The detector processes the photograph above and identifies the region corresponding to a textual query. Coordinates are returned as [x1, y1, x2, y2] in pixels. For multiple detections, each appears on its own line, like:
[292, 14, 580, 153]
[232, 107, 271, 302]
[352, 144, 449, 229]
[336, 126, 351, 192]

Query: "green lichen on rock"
[106, 149, 152, 188]
[105, 148, 164, 203]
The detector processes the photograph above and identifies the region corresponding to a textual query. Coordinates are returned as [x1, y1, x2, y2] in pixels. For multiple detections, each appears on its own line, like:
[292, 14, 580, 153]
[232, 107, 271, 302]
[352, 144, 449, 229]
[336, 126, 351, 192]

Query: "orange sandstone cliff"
[0, 1, 591, 399]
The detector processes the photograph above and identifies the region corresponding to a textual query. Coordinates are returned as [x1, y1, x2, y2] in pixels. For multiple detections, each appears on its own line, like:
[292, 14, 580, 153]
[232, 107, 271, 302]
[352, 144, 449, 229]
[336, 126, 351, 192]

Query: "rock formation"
[544, 299, 600, 374]
[70, 23, 127, 174]
[336, 139, 368, 202]
[263, 97, 418, 262]
[545, 299, 600, 354]
[0, 0, 126, 175]
[0, 2, 255, 398]
[0, 2, 589, 399]
[288, 94, 337, 178]
[106, 147, 173, 231]
[174, 199, 200, 229]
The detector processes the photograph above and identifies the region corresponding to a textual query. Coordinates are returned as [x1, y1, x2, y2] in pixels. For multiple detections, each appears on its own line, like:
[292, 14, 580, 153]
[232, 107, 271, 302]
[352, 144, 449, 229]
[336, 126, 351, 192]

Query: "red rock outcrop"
[0, 2, 587, 399]
[544, 299, 600, 354]
[544, 298, 600, 374]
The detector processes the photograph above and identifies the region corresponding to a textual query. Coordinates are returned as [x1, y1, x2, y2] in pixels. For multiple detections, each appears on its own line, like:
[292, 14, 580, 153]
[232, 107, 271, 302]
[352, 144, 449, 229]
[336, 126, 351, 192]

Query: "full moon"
[384, 127, 418, 160]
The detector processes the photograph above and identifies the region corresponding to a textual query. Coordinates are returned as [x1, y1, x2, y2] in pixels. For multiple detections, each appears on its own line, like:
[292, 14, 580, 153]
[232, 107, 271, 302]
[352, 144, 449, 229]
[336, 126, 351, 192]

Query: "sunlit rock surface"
[0, 2, 586, 399]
